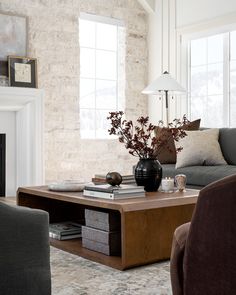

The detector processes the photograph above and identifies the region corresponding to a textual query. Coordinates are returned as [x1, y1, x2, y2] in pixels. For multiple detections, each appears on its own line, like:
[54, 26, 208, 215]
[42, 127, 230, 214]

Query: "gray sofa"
[162, 128, 236, 189]
[0, 202, 51, 295]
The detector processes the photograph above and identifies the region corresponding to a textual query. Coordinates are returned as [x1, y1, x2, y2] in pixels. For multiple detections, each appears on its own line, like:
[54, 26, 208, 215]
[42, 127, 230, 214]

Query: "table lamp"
[142, 71, 186, 125]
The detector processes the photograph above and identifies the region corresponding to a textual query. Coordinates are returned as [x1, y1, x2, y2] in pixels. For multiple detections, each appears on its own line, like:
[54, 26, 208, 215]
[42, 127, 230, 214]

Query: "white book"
[84, 183, 144, 194]
[83, 189, 145, 200]
[49, 232, 82, 240]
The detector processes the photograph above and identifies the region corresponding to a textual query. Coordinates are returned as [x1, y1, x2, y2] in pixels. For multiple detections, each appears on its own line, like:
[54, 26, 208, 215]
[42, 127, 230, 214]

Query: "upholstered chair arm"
[170, 222, 190, 295]
[0, 202, 51, 295]
[183, 175, 236, 295]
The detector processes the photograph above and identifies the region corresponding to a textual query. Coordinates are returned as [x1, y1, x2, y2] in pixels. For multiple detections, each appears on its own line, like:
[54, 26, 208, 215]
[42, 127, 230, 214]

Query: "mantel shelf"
[0, 86, 44, 111]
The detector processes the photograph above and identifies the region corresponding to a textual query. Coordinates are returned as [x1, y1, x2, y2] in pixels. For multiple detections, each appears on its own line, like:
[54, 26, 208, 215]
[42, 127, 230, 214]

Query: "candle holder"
[161, 177, 174, 193]
[175, 174, 187, 192]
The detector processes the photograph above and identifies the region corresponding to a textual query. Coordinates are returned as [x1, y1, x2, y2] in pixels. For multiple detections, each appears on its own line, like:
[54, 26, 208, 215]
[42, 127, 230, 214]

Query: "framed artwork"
[8, 56, 38, 88]
[0, 13, 27, 61]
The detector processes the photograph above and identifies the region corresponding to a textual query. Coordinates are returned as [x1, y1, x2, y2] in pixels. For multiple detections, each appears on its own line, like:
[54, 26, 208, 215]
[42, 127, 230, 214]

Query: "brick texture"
[0, 0, 148, 182]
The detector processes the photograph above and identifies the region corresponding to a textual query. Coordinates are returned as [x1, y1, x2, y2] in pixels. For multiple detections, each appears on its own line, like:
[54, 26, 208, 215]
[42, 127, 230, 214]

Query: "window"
[79, 13, 125, 139]
[189, 30, 236, 127]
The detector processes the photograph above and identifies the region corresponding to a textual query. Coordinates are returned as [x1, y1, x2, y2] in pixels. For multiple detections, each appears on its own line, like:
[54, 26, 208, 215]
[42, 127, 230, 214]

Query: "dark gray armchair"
[0, 202, 51, 295]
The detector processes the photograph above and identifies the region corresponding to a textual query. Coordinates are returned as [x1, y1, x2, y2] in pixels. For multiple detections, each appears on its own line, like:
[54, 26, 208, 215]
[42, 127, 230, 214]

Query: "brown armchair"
[170, 174, 236, 295]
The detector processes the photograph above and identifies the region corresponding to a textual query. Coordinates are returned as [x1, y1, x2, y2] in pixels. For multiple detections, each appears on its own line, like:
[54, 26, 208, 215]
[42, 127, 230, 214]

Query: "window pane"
[208, 34, 224, 64]
[230, 61, 236, 93]
[208, 63, 223, 95]
[190, 96, 207, 126]
[79, 19, 95, 48]
[96, 23, 117, 51]
[96, 50, 117, 80]
[79, 14, 125, 139]
[230, 31, 236, 60]
[207, 95, 224, 127]
[80, 48, 95, 78]
[80, 78, 95, 108]
[80, 109, 95, 139]
[96, 110, 111, 138]
[191, 66, 207, 96]
[230, 61, 236, 126]
[191, 38, 207, 66]
[96, 80, 117, 109]
[190, 95, 223, 127]
[230, 93, 236, 126]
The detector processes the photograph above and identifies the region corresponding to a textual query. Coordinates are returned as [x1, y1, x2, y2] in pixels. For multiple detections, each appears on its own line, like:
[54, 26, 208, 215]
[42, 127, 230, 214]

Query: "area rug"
[51, 247, 172, 295]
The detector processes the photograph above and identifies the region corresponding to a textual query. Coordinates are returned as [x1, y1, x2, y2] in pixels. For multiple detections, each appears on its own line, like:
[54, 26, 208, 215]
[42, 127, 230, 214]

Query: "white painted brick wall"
[0, 0, 148, 182]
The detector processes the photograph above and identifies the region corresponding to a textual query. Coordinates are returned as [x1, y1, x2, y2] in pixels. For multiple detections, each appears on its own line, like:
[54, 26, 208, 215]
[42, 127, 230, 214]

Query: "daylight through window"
[189, 30, 236, 127]
[79, 14, 125, 139]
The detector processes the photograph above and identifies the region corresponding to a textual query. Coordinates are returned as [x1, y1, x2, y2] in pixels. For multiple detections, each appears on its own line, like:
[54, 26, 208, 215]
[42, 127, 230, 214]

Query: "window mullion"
[94, 23, 97, 138]
[206, 38, 209, 126]
[188, 41, 191, 119]
[116, 25, 119, 110]
[223, 32, 230, 127]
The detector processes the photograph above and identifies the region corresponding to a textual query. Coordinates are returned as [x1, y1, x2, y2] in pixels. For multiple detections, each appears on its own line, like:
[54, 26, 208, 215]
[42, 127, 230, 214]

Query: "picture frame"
[0, 12, 27, 61]
[8, 56, 38, 88]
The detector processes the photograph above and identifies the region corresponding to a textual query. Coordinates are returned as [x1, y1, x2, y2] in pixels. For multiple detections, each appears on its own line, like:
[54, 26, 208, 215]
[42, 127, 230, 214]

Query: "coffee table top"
[17, 186, 199, 213]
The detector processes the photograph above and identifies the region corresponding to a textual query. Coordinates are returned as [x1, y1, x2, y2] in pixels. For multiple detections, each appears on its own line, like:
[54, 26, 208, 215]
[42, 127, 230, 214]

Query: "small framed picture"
[8, 56, 37, 88]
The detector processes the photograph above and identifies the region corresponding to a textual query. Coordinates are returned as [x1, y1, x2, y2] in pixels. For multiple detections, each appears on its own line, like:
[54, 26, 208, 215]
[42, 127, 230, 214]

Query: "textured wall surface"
[0, 0, 148, 182]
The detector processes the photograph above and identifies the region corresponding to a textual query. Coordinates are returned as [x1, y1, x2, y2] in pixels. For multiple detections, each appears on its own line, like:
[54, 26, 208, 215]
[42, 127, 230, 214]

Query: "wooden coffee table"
[17, 186, 199, 270]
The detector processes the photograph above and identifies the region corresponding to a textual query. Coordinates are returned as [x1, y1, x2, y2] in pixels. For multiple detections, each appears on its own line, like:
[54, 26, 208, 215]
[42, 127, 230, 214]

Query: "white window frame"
[177, 14, 236, 127]
[79, 13, 125, 139]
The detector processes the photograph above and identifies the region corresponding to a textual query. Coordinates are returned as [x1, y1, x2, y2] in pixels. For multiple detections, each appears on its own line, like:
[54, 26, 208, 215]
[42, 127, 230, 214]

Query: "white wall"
[177, 0, 236, 28]
[0, 112, 16, 196]
[147, 0, 181, 124]
[147, 0, 236, 122]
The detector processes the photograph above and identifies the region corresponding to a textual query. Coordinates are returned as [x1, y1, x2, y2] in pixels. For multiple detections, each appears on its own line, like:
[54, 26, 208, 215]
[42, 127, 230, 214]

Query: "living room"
[1, 0, 236, 294]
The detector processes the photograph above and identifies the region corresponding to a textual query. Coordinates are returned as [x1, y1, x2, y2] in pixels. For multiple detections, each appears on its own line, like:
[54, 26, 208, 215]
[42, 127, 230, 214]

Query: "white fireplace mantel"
[0, 86, 44, 195]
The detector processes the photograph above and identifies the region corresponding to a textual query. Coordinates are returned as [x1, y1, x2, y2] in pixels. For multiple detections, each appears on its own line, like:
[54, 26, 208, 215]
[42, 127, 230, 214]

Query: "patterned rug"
[51, 247, 172, 295]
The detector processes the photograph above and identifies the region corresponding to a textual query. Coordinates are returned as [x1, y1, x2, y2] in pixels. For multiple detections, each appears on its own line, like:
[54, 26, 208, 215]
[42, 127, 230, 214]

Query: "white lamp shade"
[142, 71, 186, 94]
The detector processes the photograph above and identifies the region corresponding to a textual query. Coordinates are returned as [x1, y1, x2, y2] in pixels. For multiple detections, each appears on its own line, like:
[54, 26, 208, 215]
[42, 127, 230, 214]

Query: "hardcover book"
[49, 221, 82, 236]
[84, 183, 144, 194]
[49, 232, 82, 240]
[83, 189, 145, 200]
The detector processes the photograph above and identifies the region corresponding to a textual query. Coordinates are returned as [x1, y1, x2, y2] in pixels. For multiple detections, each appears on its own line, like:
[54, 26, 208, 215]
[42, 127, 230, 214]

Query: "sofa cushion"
[162, 164, 236, 187]
[175, 129, 227, 168]
[219, 128, 236, 165]
[155, 119, 201, 164]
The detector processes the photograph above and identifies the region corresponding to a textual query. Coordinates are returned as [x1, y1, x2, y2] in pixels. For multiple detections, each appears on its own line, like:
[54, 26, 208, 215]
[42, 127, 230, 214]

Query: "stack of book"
[83, 183, 145, 200]
[49, 221, 82, 240]
[92, 174, 135, 185]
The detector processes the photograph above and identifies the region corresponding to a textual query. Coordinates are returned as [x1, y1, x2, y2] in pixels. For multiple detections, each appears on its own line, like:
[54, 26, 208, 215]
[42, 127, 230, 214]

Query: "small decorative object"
[161, 177, 174, 193]
[107, 111, 188, 192]
[8, 55, 37, 88]
[175, 174, 187, 192]
[0, 76, 9, 87]
[106, 172, 122, 186]
[135, 159, 162, 192]
[0, 60, 8, 77]
[48, 180, 86, 192]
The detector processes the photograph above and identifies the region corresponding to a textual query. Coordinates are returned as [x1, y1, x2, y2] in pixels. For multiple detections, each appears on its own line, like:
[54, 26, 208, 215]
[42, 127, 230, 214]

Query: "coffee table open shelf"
[17, 186, 199, 270]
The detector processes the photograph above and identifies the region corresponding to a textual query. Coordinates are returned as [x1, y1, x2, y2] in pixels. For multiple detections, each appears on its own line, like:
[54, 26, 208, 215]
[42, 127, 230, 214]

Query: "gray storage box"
[82, 225, 121, 256]
[85, 209, 120, 231]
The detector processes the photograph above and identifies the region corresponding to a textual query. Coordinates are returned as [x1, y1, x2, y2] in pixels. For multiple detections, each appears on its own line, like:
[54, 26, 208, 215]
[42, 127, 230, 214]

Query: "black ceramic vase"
[135, 159, 162, 192]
